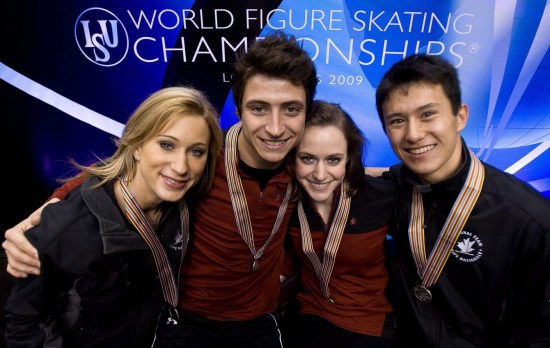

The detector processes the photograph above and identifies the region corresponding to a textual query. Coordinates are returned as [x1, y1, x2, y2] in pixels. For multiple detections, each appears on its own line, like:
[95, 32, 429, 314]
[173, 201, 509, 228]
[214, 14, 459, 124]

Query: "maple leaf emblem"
[455, 238, 476, 256]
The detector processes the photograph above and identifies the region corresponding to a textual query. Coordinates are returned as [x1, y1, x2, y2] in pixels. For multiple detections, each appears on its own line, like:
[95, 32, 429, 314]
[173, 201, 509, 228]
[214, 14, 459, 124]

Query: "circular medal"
[413, 285, 432, 302]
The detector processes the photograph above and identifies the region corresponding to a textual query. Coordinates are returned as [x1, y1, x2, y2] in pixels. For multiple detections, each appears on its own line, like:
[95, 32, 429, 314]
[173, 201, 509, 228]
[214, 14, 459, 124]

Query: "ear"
[456, 104, 469, 132]
[134, 150, 141, 161]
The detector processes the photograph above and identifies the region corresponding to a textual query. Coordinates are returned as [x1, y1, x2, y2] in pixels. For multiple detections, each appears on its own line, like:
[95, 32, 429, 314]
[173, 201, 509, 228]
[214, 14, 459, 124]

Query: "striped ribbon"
[298, 181, 351, 301]
[408, 150, 485, 287]
[224, 122, 292, 272]
[119, 177, 188, 307]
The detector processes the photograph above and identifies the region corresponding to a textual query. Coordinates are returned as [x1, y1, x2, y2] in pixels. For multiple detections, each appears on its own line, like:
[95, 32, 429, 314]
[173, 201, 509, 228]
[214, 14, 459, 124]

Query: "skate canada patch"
[451, 231, 483, 263]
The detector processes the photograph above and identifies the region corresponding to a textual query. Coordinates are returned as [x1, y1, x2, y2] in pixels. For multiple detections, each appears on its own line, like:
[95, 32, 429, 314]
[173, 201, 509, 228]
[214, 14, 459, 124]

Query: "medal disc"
[414, 285, 432, 302]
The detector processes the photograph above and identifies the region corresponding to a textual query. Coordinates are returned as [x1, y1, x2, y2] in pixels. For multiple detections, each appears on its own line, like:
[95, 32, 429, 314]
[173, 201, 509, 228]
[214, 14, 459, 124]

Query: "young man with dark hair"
[376, 53, 550, 347]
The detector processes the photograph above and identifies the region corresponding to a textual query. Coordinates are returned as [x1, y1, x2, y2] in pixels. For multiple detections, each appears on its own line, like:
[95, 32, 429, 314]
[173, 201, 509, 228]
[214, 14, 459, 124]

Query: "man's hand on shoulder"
[2, 198, 60, 277]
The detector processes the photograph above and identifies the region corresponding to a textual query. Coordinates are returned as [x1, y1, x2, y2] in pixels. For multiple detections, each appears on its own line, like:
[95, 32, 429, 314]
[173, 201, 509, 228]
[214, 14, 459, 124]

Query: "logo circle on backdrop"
[74, 7, 129, 67]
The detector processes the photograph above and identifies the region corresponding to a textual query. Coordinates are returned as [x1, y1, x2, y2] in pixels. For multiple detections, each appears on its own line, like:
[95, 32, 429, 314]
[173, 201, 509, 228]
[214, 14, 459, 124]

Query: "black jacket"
[4, 177, 187, 348]
[386, 142, 550, 348]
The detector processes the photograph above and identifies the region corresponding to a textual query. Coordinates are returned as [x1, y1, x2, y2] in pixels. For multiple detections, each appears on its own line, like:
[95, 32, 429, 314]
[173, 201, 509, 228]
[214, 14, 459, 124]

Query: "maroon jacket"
[282, 175, 396, 336]
[178, 151, 294, 320]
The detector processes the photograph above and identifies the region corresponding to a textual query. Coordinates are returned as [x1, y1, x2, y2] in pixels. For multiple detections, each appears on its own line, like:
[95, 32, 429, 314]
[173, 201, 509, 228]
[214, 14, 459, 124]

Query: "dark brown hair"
[231, 31, 318, 118]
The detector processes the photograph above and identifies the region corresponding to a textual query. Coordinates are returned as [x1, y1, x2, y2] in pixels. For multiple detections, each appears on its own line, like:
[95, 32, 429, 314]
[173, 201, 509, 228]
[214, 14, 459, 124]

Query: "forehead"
[242, 74, 306, 103]
[383, 83, 449, 112]
[157, 113, 208, 138]
[298, 125, 346, 150]
[389, 82, 444, 98]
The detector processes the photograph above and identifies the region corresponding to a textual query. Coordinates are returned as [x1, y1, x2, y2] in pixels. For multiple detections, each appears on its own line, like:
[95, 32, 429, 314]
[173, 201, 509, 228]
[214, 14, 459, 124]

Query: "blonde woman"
[4, 87, 223, 348]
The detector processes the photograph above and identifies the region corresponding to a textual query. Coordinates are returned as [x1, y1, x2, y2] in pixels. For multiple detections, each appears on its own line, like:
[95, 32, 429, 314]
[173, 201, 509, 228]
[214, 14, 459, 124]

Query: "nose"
[171, 152, 189, 176]
[312, 162, 327, 181]
[405, 118, 424, 143]
[265, 111, 284, 137]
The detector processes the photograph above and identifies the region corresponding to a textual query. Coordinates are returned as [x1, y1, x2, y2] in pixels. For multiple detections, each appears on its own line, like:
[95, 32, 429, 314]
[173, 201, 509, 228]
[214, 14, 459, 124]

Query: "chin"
[262, 143, 293, 158]
[306, 188, 330, 200]
[312, 195, 330, 204]
[261, 153, 287, 167]
[162, 191, 187, 203]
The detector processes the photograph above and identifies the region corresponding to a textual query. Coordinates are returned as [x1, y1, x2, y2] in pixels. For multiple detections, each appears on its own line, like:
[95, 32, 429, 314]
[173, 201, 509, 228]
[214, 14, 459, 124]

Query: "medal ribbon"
[298, 181, 351, 300]
[224, 122, 292, 271]
[119, 177, 188, 307]
[409, 150, 484, 287]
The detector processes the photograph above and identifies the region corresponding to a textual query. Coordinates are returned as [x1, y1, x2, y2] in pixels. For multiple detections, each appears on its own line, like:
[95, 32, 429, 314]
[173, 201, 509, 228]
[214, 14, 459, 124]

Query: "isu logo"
[74, 7, 129, 67]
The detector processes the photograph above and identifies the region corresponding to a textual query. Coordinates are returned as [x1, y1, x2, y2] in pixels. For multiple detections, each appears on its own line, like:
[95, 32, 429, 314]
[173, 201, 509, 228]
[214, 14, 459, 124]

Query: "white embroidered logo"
[170, 232, 183, 251]
[451, 231, 483, 263]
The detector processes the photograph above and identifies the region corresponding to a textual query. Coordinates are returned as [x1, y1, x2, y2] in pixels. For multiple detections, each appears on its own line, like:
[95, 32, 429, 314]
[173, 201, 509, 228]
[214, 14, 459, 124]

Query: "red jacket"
[178, 151, 295, 320]
[282, 175, 396, 336]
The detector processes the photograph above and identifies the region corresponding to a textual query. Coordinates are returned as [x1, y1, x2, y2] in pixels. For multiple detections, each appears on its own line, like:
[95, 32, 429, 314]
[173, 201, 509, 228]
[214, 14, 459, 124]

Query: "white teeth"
[264, 139, 285, 146]
[408, 145, 435, 154]
[310, 182, 329, 189]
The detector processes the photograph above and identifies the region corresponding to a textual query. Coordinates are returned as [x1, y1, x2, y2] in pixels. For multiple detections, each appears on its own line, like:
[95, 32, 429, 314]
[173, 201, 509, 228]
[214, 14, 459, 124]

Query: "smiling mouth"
[163, 175, 188, 189]
[407, 144, 435, 155]
[261, 138, 288, 146]
[309, 181, 330, 189]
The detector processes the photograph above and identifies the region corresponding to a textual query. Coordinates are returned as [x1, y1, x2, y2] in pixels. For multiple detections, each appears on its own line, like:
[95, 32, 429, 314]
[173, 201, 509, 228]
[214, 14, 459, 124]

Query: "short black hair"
[375, 54, 461, 131]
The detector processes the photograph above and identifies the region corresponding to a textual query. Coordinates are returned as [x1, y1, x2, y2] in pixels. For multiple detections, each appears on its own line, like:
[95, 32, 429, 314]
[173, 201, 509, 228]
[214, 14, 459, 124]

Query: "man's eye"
[250, 105, 267, 113]
[422, 111, 434, 118]
[285, 105, 302, 116]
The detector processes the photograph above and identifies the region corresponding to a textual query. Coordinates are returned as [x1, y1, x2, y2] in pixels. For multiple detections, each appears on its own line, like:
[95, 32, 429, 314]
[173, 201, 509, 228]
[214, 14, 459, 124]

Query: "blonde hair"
[75, 86, 223, 197]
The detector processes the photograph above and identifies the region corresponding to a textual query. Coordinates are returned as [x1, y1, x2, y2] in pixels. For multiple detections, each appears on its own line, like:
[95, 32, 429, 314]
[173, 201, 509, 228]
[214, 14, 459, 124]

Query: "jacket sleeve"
[4, 275, 45, 348]
[506, 220, 550, 347]
[4, 225, 75, 347]
[379, 169, 401, 239]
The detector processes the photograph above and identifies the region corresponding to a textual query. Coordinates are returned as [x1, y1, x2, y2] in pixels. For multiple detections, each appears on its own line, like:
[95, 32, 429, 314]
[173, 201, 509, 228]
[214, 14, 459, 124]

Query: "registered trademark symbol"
[469, 43, 479, 53]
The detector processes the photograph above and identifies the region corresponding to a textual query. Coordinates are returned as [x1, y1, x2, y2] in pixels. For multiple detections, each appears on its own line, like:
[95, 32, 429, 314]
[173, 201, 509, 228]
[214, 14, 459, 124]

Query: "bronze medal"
[413, 285, 432, 302]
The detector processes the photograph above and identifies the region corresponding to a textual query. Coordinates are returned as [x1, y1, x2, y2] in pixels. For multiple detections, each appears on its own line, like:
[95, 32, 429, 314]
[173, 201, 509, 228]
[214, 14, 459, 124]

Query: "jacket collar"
[81, 177, 150, 254]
